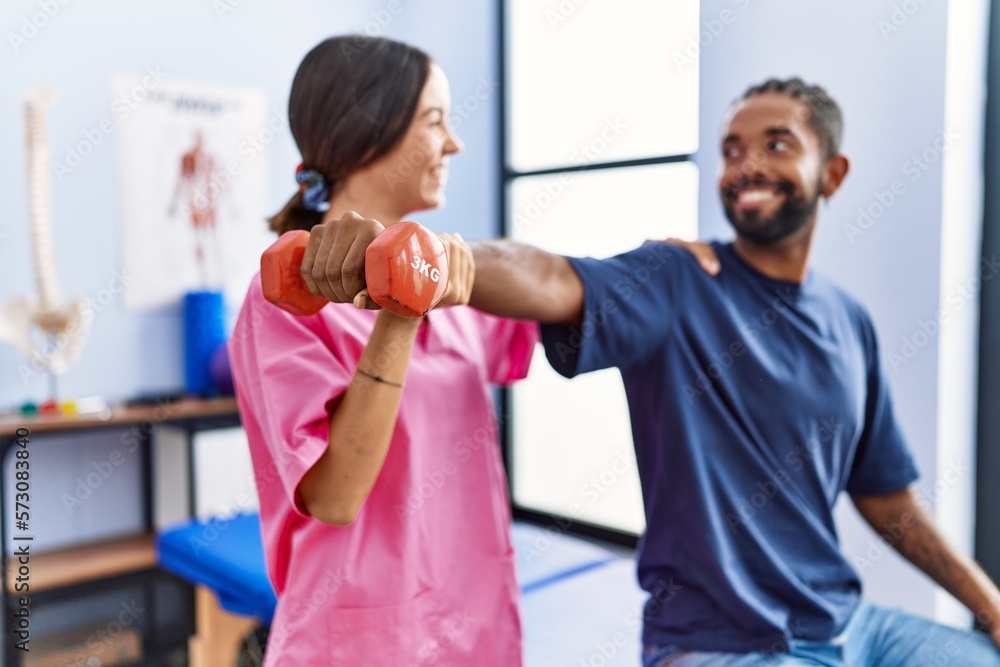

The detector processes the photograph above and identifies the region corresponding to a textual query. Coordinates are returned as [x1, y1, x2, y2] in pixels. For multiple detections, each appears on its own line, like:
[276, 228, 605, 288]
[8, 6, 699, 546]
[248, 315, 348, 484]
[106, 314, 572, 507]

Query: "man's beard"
[722, 179, 821, 244]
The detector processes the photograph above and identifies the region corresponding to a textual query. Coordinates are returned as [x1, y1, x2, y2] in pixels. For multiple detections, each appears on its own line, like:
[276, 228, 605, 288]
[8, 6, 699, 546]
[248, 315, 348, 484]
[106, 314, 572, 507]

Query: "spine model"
[0, 86, 91, 380]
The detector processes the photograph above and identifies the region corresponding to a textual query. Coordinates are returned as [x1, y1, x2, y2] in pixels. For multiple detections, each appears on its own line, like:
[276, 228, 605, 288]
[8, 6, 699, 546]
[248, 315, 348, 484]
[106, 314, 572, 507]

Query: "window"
[502, 0, 701, 536]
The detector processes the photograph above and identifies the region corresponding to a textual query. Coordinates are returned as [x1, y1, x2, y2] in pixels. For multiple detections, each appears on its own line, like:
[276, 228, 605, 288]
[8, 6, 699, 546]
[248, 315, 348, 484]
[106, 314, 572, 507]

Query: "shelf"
[6, 532, 157, 594]
[23, 622, 142, 667]
[0, 397, 239, 438]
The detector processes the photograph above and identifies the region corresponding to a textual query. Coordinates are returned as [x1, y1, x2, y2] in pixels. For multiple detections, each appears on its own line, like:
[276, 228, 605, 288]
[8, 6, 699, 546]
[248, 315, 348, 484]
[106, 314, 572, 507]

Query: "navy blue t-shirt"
[541, 241, 919, 653]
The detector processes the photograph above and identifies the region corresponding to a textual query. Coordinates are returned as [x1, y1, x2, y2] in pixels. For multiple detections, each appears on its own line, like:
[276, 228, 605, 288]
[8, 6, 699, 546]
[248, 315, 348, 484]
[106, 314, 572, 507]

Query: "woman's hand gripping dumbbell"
[261, 211, 474, 317]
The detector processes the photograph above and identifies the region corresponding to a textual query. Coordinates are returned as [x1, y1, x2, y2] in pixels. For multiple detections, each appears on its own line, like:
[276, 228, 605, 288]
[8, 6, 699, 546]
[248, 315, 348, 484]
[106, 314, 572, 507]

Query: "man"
[300, 78, 1000, 666]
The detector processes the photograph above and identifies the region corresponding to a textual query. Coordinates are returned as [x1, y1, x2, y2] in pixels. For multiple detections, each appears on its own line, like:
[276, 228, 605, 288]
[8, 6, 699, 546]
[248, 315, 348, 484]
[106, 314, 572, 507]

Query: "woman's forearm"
[298, 310, 421, 525]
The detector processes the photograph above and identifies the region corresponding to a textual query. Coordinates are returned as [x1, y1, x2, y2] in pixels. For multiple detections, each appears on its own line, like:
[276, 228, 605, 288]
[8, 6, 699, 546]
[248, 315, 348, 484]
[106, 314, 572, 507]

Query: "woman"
[229, 36, 537, 665]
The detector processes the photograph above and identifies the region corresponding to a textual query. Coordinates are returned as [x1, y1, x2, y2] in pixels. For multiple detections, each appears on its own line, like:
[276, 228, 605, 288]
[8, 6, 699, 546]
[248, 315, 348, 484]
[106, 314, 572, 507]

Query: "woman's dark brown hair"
[268, 36, 431, 235]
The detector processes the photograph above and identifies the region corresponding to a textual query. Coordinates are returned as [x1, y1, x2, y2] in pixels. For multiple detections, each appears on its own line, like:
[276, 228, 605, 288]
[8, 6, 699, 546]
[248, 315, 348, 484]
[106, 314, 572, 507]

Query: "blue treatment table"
[157, 515, 644, 663]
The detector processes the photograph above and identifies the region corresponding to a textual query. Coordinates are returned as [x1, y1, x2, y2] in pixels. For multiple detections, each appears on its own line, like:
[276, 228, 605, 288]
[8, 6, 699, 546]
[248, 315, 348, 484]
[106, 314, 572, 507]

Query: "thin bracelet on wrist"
[355, 368, 404, 388]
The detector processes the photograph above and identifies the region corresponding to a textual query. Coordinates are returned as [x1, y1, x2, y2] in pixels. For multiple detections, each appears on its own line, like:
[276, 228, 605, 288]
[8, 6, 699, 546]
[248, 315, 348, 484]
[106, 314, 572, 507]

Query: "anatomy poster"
[113, 75, 275, 310]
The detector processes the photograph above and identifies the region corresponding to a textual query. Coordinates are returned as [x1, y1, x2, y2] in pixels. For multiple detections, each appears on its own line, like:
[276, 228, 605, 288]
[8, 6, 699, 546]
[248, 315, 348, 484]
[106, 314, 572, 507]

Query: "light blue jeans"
[642, 600, 1000, 666]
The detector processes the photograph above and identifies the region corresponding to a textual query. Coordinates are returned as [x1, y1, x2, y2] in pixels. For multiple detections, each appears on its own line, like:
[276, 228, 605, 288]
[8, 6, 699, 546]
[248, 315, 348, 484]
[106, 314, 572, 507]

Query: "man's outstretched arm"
[293, 212, 719, 324]
[468, 239, 584, 326]
[852, 487, 1000, 648]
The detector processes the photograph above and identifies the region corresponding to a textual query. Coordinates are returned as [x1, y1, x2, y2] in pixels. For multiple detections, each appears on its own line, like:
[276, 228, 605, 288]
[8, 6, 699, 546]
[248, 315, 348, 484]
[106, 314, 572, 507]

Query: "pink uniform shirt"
[229, 275, 538, 665]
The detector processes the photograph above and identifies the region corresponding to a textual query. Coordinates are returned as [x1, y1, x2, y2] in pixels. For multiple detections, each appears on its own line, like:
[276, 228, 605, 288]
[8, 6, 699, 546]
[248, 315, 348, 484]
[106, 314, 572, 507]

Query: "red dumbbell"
[260, 221, 449, 318]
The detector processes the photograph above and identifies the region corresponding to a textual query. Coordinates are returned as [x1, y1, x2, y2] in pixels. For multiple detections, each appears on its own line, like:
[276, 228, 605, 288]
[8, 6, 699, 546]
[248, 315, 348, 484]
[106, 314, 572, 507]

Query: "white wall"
[692, 0, 988, 624]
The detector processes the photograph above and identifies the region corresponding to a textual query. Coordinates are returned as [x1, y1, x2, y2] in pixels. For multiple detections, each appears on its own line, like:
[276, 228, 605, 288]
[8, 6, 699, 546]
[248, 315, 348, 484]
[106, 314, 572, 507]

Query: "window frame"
[974, 0, 1000, 589]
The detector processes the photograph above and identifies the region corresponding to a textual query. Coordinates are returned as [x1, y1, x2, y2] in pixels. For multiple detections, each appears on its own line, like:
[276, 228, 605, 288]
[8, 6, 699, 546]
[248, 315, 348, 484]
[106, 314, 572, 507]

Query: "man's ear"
[821, 154, 850, 199]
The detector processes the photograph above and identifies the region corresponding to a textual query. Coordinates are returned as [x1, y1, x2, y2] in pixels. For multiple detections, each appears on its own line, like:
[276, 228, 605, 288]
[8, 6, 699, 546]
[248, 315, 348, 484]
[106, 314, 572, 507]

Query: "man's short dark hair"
[740, 78, 843, 159]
